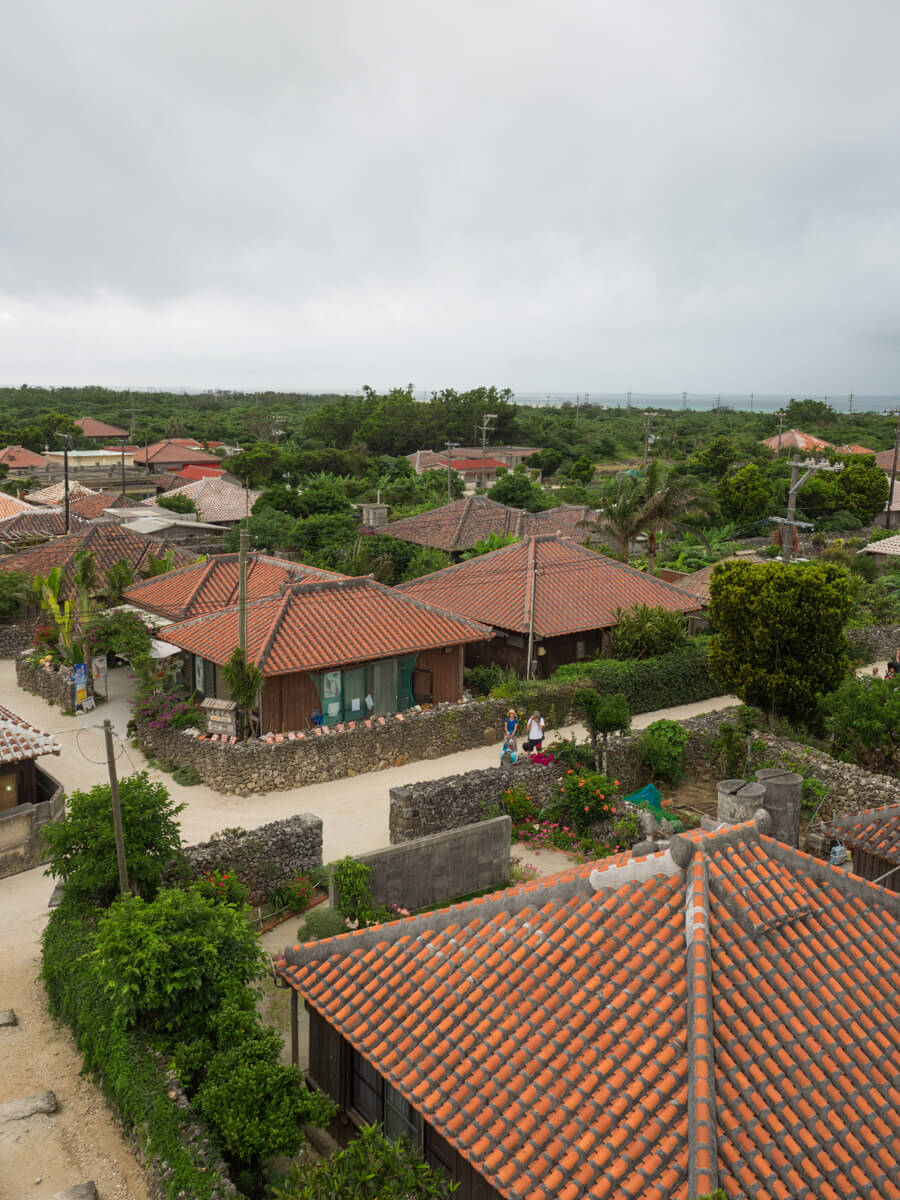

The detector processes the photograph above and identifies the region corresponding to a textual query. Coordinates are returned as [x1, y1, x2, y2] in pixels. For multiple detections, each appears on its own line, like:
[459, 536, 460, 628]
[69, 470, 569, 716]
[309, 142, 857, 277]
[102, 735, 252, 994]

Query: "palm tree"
[642, 463, 708, 574]
[591, 474, 652, 563]
[104, 559, 135, 605]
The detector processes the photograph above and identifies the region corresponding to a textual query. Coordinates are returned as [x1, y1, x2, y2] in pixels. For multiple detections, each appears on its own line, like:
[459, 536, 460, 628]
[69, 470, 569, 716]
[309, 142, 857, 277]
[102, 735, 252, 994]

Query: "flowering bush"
[195, 869, 249, 908]
[133, 692, 205, 731]
[510, 815, 629, 862]
[500, 785, 533, 822]
[528, 750, 556, 765]
[552, 770, 622, 833]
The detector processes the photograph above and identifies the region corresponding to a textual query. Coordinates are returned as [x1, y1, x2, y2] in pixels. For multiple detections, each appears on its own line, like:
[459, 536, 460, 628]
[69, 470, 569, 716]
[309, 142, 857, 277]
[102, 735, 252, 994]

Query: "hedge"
[42, 902, 235, 1200]
[492, 638, 718, 719]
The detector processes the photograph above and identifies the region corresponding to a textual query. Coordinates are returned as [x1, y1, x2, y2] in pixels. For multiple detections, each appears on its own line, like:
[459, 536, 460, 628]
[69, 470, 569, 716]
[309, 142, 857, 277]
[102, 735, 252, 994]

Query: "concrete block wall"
[333, 817, 512, 912]
[0, 774, 64, 880]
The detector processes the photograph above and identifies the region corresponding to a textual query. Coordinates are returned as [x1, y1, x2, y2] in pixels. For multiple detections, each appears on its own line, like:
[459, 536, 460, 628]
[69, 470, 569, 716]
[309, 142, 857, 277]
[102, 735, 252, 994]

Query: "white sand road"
[0, 656, 741, 1197]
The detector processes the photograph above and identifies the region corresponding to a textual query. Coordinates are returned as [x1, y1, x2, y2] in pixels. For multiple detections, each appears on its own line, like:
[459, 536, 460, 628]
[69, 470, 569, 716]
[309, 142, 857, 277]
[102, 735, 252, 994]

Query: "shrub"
[172, 764, 202, 786]
[41, 771, 185, 905]
[133, 692, 204, 731]
[609, 604, 688, 660]
[552, 770, 621, 833]
[500, 784, 533, 822]
[637, 719, 690, 783]
[820, 676, 900, 771]
[92, 887, 263, 1038]
[815, 509, 863, 532]
[465, 663, 516, 696]
[271, 873, 316, 912]
[194, 868, 249, 908]
[332, 856, 375, 925]
[298, 906, 347, 941]
[272, 1123, 458, 1199]
[551, 638, 716, 713]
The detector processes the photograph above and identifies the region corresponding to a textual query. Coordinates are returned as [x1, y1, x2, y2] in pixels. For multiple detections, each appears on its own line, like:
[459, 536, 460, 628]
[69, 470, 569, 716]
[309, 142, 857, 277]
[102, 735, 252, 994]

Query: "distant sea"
[414, 391, 899, 415]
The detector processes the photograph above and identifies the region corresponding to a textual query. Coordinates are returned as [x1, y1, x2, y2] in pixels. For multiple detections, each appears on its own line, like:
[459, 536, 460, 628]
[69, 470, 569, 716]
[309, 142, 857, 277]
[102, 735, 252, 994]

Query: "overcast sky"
[3, 1, 900, 394]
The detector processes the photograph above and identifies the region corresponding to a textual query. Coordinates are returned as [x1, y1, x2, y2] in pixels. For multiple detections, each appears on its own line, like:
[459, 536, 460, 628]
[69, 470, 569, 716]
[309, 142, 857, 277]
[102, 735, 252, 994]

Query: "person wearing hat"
[502, 708, 519, 764]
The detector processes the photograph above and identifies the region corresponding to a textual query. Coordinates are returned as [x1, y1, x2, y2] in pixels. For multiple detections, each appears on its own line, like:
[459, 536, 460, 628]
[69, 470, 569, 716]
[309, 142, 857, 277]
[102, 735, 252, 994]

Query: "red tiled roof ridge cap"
[760, 833, 900, 919]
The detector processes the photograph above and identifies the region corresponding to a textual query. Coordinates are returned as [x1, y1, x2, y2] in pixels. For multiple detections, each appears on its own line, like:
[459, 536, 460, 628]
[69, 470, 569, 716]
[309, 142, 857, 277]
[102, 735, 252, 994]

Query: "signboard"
[201, 697, 237, 737]
[72, 663, 88, 709]
[92, 655, 108, 683]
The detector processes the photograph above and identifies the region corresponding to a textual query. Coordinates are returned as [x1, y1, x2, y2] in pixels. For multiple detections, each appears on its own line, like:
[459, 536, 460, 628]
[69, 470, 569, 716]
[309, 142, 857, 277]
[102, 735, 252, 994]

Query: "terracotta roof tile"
[379, 495, 595, 553]
[25, 480, 97, 506]
[0, 492, 42, 520]
[279, 819, 900, 1200]
[123, 552, 341, 621]
[398, 533, 700, 636]
[0, 509, 92, 544]
[68, 492, 133, 520]
[829, 804, 900, 865]
[142, 477, 258, 523]
[0, 445, 54, 470]
[132, 439, 221, 467]
[0, 704, 61, 764]
[0, 523, 195, 595]
[74, 416, 129, 438]
[159, 574, 494, 673]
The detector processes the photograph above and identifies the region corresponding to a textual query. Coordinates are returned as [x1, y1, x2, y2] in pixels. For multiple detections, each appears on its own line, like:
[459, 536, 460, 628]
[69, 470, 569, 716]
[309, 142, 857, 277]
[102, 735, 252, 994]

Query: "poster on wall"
[72, 663, 88, 709]
[322, 671, 341, 700]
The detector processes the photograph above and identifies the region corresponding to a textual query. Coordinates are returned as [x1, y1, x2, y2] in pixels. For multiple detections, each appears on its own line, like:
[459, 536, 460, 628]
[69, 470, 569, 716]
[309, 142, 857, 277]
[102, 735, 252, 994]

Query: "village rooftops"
[159, 574, 493, 674]
[0, 493, 41, 521]
[759, 428, 876, 455]
[0, 445, 54, 471]
[378, 495, 594, 553]
[123, 552, 343, 621]
[0, 523, 195, 594]
[0, 509, 92, 545]
[142, 476, 259, 523]
[0, 706, 61, 764]
[829, 804, 900, 866]
[397, 533, 700, 637]
[132, 440, 222, 468]
[862, 532, 900, 557]
[670, 552, 769, 606]
[67, 492, 133, 520]
[25, 480, 97, 507]
[278, 813, 900, 1200]
[74, 416, 129, 439]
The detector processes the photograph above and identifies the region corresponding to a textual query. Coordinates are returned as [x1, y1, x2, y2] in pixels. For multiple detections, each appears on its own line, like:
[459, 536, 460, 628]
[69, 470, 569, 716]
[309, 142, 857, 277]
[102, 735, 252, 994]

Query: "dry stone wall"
[0, 621, 37, 659]
[15, 654, 84, 710]
[136, 698, 511, 794]
[175, 814, 323, 905]
[846, 624, 900, 663]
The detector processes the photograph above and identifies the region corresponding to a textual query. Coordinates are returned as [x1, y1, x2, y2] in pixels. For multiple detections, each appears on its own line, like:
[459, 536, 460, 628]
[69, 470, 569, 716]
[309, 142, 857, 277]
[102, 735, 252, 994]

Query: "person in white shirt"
[524, 711, 545, 752]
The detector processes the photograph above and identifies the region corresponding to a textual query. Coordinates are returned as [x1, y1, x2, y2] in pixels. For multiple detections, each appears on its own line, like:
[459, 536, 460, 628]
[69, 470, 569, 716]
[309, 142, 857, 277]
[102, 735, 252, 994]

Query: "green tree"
[641, 462, 706, 573]
[222, 646, 263, 738]
[689, 435, 737, 480]
[460, 531, 521, 559]
[400, 544, 453, 580]
[573, 689, 631, 773]
[591, 473, 650, 563]
[295, 472, 353, 518]
[820, 676, 900, 771]
[103, 559, 135, 605]
[708, 560, 854, 725]
[836, 457, 890, 524]
[230, 441, 281, 487]
[41, 771, 185, 905]
[718, 463, 774, 523]
[0, 571, 31, 622]
[487, 470, 550, 511]
[272, 1123, 458, 1200]
[569, 455, 595, 484]
[156, 492, 198, 515]
[610, 605, 688, 659]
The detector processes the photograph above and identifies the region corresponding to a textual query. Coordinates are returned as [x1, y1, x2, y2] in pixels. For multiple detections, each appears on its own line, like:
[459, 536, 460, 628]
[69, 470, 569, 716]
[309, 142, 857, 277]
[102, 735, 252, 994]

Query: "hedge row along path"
[0, 655, 741, 1198]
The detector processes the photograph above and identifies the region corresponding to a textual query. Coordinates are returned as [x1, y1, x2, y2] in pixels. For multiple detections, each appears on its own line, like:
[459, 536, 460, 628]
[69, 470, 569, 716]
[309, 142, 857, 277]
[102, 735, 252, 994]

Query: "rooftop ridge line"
[684, 855, 719, 1198]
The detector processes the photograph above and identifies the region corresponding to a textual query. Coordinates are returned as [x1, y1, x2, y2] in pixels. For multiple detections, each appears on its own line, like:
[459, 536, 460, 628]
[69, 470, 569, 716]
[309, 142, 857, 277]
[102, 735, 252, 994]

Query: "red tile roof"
[68, 492, 133, 520]
[279, 815, 900, 1200]
[123, 552, 341, 621]
[159, 575, 493, 674]
[381, 495, 594, 553]
[0, 493, 41, 520]
[143, 477, 258, 523]
[25, 480, 97, 507]
[0, 705, 61, 764]
[0, 445, 53, 470]
[0, 523, 195, 594]
[74, 416, 129, 438]
[398, 533, 700, 636]
[132, 440, 222, 467]
[875, 448, 897, 473]
[672, 553, 769, 606]
[829, 804, 900, 865]
[0, 509, 92, 545]
[177, 464, 225, 481]
[759, 429, 833, 453]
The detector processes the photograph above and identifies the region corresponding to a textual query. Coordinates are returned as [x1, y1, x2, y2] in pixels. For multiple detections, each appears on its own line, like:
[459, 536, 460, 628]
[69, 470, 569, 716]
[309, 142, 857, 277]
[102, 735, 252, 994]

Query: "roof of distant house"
[177, 464, 225, 482]
[0, 445, 53, 471]
[829, 804, 900, 866]
[143, 476, 258, 523]
[0, 523, 195, 593]
[159, 575, 492, 674]
[74, 416, 129, 439]
[837, 443, 876, 455]
[278, 813, 900, 1200]
[759, 428, 833, 452]
[25, 480, 97, 507]
[0, 509, 92, 545]
[875, 448, 898, 472]
[68, 492, 134, 520]
[132, 440, 222, 467]
[862, 532, 900, 556]
[670, 552, 769, 606]
[123, 552, 344, 621]
[0, 705, 61, 764]
[398, 533, 700, 636]
[0, 492, 41, 521]
[380, 495, 594, 553]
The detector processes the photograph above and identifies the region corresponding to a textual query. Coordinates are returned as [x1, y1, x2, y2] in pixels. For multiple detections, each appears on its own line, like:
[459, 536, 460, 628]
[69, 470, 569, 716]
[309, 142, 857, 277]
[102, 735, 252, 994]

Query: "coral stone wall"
[0, 622, 37, 659]
[15, 654, 84, 710]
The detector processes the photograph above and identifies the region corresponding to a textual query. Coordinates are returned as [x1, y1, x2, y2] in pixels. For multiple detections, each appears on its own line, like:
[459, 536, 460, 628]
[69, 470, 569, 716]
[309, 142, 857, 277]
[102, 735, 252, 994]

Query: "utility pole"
[750, 393, 754, 412]
[887, 410, 900, 529]
[61, 434, 72, 533]
[477, 413, 497, 490]
[777, 410, 785, 455]
[445, 440, 460, 501]
[781, 458, 845, 563]
[119, 436, 127, 497]
[103, 720, 130, 896]
[642, 411, 654, 470]
[525, 537, 538, 680]
[627, 391, 632, 410]
[716, 393, 721, 411]
[849, 392, 854, 415]
[238, 511, 249, 655]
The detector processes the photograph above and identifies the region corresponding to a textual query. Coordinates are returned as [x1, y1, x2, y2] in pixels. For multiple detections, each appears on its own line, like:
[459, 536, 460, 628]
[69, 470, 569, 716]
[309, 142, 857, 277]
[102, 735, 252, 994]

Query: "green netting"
[623, 783, 683, 832]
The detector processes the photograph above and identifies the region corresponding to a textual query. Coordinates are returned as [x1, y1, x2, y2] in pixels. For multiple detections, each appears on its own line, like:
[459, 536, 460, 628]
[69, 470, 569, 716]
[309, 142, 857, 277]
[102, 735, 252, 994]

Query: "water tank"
[756, 769, 803, 847]
[716, 779, 766, 825]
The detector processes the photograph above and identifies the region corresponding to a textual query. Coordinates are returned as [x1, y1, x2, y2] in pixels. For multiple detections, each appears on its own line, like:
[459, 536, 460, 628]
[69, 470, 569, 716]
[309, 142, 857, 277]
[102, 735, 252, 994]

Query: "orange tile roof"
[0, 509, 92, 544]
[132, 440, 221, 467]
[0, 445, 54, 470]
[380, 495, 594, 553]
[278, 816, 900, 1200]
[759, 429, 834, 453]
[0, 705, 61, 764]
[0, 523, 195, 594]
[159, 575, 493, 674]
[829, 804, 900, 865]
[875, 448, 897, 473]
[74, 416, 129, 438]
[123, 552, 342, 621]
[0, 492, 41, 520]
[397, 533, 700, 636]
[177, 464, 225, 481]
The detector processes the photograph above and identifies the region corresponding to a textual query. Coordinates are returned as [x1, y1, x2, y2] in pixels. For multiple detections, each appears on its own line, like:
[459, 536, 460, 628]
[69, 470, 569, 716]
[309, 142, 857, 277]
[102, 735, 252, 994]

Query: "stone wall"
[749, 736, 900, 819]
[846, 624, 900, 663]
[136, 698, 511, 795]
[176, 814, 323, 906]
[334, 817, 511, 912]
[0, 768, 64, 880]
[0, 621, 37, 659]
[15, 654, 86, 710]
